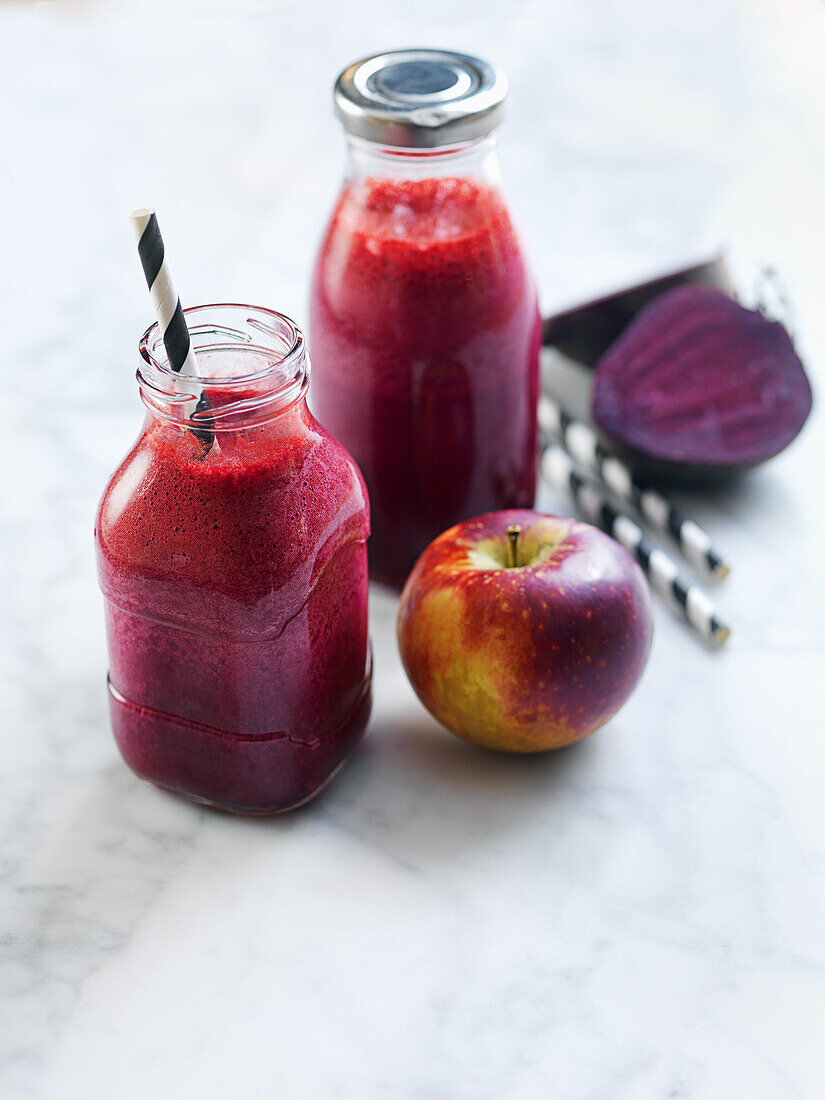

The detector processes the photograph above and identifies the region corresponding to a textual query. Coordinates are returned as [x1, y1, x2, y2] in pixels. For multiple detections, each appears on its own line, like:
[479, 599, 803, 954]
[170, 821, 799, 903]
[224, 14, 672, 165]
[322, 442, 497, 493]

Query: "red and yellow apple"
[397, 510, 653, 752]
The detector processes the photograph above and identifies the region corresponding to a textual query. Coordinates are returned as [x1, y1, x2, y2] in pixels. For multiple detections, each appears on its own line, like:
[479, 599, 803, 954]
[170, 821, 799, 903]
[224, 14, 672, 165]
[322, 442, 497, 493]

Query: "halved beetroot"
[591, 285, 813, 484]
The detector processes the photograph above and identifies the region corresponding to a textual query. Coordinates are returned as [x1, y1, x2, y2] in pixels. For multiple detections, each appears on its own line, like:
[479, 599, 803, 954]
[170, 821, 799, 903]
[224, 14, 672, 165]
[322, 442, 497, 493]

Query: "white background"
[2, 1, 824, 1097]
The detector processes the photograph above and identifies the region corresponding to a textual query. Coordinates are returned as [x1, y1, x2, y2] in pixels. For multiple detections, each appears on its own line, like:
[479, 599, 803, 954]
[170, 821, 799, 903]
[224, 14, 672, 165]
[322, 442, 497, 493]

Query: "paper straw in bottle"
[129, 208, 213, 451]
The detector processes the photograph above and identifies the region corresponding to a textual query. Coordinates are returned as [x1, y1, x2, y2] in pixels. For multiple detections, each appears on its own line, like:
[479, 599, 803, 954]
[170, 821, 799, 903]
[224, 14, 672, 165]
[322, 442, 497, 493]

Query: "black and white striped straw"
[539, 395, 730, 580]
[129, 208, 213, 451]
[542, 444, 731, 646]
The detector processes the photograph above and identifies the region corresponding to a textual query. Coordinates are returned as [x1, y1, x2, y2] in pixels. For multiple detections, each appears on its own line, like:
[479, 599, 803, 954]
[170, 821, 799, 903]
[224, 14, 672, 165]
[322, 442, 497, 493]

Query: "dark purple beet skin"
[591, 285, 813, 484]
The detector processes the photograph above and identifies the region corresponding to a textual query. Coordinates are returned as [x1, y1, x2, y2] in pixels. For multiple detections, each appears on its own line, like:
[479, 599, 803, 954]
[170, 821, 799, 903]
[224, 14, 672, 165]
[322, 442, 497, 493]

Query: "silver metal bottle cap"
[334, 49, 508, 149]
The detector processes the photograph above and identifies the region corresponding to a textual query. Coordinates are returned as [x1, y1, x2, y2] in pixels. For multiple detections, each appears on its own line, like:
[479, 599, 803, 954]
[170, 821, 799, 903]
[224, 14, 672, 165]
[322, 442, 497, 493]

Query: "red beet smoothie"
[96, 373, 371, 814]
[310, 176, 541, 587]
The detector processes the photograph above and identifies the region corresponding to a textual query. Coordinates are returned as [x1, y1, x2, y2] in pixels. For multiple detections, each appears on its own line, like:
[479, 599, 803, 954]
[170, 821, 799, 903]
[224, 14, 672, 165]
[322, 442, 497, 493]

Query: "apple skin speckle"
[397, 510, 654, 753]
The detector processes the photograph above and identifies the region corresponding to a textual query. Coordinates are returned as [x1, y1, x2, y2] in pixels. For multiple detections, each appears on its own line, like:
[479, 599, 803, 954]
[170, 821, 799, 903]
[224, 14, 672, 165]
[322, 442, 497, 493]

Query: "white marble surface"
[2, 1, 825, 1096]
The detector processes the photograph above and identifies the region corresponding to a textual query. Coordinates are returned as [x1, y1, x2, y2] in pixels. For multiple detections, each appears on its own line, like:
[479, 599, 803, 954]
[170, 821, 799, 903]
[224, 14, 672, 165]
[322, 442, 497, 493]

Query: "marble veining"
[2, 1, 825, 1097]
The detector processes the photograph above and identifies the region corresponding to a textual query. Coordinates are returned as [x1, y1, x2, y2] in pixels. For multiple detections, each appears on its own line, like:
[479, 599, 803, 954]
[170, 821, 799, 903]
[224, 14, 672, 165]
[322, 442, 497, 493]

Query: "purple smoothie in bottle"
[95, 305, 371, 813]
[309, 50, 541, 587]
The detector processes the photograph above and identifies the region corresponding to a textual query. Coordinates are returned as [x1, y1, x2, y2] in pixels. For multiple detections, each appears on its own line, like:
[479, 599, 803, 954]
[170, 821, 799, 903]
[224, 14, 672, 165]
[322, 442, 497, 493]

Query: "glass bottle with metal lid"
[309, 49, 541, 588]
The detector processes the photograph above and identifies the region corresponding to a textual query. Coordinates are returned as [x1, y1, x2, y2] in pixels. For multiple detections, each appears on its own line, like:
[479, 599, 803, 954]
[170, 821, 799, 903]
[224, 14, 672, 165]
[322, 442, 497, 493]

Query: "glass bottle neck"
[345, 132, 502, 185]
[143, 394, 310, 440]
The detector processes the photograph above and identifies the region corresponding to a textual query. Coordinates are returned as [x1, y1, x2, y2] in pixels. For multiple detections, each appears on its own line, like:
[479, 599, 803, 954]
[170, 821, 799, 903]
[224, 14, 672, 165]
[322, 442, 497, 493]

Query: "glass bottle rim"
[139, 303, 306, 385]
[137, 303, 309, 429]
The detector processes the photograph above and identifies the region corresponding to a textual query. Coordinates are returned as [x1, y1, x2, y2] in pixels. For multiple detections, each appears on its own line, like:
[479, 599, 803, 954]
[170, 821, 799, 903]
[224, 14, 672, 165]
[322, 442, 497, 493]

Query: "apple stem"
[506, 524, 522, 568]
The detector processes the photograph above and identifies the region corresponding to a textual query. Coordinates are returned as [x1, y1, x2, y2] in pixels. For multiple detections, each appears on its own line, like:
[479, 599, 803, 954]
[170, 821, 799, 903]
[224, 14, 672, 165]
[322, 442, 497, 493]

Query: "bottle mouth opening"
[137, 304, 309, 429]
[139, 303, 305, 384]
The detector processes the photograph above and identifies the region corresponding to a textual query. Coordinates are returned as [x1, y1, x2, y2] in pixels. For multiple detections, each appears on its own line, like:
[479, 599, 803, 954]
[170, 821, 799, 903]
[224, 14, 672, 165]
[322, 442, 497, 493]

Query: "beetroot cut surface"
[591, 285, 813, 484]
